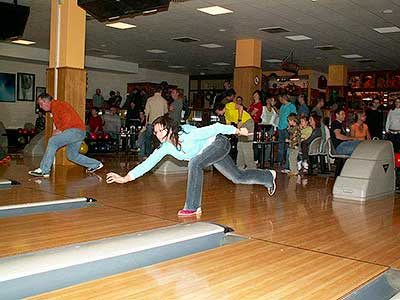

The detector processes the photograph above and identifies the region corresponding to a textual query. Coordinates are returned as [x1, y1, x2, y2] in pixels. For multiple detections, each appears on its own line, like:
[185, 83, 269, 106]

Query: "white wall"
[0, 59, 189, 128]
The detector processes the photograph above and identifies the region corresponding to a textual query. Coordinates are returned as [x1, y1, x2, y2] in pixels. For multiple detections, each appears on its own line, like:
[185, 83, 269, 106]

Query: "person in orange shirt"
[350, 112, 371, 141]
[28, 93, 103, 177]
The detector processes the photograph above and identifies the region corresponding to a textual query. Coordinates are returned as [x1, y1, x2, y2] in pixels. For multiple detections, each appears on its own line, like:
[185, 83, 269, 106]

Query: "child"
[298, 115, 312, 171]
[283, 113, 301, 175]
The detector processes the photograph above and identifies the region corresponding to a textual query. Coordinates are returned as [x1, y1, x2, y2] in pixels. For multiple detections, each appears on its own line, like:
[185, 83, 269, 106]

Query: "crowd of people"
[28, 80, 400, 217]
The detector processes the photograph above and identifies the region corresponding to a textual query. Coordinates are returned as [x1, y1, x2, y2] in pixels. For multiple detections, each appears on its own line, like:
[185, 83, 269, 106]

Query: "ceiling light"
[200, 72, 206, 75]
[212, 62, 230, 66]
[373, 26, 400, 33]
[341, 54, 363, 59]
[168, 65, 185, 69]
[219, 28, 226, 32]
[264, 59, 282, 63]
[106, 22, 136, 29]
[102, 54, 121, 59]
[200, 43, 223, 48]
[11, 39, 36, 45]
[285, 35, 312, 41]
[383, 9, 393, 14]
[146, 49, 167, 54]
[197, 6, 233, 16]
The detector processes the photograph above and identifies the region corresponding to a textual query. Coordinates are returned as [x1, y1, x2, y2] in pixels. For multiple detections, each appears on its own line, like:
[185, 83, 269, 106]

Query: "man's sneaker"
[28, 168, 50, 178]
[267, 169, 277, 196]
[87, 162, 104, 173]
[302, 161, 309, 171]
[177, 207, 202, 216]
[297, 161, 303, 171]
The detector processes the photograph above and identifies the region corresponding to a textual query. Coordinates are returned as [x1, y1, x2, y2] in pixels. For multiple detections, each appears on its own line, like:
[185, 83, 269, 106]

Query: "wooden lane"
[0, 186, 70, 206]
[28, 239, 386, 300]
[0, 205, 176, 258]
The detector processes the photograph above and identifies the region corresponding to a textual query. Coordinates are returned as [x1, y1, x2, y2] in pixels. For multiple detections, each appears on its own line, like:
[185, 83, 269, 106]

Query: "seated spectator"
[330, 108, 360, 156]
[350, 112, 371, 141]
[299, 114, 322, 172]
[88, 108, 103, 133]
[102, 106, 122, 139]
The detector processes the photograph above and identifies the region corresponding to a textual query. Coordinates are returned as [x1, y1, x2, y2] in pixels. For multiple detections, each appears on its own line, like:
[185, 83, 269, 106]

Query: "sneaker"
[28, 168, 50, 178]
[267, 169, 277, 196]
[177, 207, 202, 216]
[297, 161, 302, 171]
[281, 169, 290, 174]
[302, 161, 309, 171]
[87, 162, 104, 173]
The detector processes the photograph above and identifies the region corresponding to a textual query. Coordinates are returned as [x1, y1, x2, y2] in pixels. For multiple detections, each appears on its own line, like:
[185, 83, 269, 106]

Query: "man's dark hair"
[335, 107, 345, 115]
[213, 102, 225, 113]
[226, 88, 236, 98]
[37, 93, 53, 101]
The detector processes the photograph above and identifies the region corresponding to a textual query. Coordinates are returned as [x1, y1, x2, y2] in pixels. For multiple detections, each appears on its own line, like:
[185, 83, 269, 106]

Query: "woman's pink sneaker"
[177, 207, 202, 216]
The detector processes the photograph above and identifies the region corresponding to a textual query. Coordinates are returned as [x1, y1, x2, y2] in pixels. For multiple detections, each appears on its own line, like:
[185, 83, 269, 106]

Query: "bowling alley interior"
[1, 0, 400, 299]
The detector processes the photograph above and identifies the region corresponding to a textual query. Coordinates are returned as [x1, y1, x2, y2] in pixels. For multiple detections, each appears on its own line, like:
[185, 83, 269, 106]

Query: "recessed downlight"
[341, 54, 363, 59]
[11, 39, 36, 45]
[146, 49, 167, 54]
[285, 35, 312, 41]
[264, 59, 282, 63]
[106, 22, 136, 29]
[212, 62, 230, 66]
[200, 43, 223, 48]
[168, 65, 185, 69]
[373, 26, 400, 33]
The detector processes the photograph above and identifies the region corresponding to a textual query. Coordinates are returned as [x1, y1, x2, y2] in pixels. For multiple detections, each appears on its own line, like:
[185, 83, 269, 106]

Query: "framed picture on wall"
[35, 86, 46, 112]
[0, 73, 16, 102]
[17, 72, 35, 101]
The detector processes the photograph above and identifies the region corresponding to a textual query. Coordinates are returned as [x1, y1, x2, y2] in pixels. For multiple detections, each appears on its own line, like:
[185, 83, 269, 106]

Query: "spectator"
[330, 108, 360, 155]
[386, 98, 400, 151]
[248, 90, 263, 124]
[312, 98, 325, 119]
[366, 98, 384, 139]
[297, 94, 309, 117]
[299, 114, 321, 172]
[169, 88, 184, 124]
[350, 112, 371, 141]
[277, 94, 297, 169]
[102, 106, 122, 139]
[88, 108, 103, 133]
[92, 88, 104, 109]
[35, 110, 46, 132]
[282, 113, 301, 175]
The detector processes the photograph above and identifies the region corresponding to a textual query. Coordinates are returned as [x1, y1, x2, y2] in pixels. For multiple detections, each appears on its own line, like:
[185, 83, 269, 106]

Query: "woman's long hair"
[152, 115, 182, 150]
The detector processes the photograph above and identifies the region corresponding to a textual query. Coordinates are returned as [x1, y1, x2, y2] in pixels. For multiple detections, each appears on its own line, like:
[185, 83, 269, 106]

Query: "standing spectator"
[141, 84, 168, 160]
[350, 112, 371, 141]
[108, 91, 116, 107]
[125, 101, 141, 128]
[366, 98, 384, 139]
[92, 88, 104, 108]
[283, 113, 301, 175]
[248, 90, 263, 124]
[169, 88, 184, 124]
[312, 98, 325, 119]
[277, 94, 297, 169]
[102, 106, 122, 139]
[297, 94, 309, 117]
[330, 108, 360, 155]
[114, 91, 122, 107]
[386, 98, 400, 151]
[88, 108, 103, 133]
[28, 93, 103, 177]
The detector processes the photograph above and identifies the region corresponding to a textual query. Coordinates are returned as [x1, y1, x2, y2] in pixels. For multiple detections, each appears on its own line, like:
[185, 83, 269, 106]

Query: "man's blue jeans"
[139, 124, 154, 159]
[278, 129, 289, 169]
[184, 135, 275, 210]
[336, 140, 361, 156]
[40, 128, 101, 174]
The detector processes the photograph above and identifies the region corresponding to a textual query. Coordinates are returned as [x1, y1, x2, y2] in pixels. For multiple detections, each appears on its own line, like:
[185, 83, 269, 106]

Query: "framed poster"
[17, 72, 35, 101]
[35, 86, 46, 112]
[0, 73, 16, 102]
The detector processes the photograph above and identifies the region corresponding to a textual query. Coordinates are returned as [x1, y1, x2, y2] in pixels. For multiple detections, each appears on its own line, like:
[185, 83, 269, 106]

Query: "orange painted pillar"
[233, 39, 262, 107]
[46, 0, 86, 166]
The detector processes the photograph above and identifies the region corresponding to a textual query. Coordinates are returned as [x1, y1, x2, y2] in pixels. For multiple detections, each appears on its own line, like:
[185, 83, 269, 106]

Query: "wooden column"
[46, 0, 86, 166]
[233, 39, 262, 107]
[327, 64, 348, 101]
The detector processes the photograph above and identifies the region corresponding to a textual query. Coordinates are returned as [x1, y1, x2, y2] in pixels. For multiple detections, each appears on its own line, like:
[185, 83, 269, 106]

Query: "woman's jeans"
[40, 128, 101, 174]
[184, 135, 275, 210]
[140, 124, 154, 159]
[335, 140, 361, 156]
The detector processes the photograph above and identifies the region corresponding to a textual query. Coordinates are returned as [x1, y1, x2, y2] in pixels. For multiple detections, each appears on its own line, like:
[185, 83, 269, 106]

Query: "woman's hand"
[106, 172, 131, 184]
[236, 127, 253, 136]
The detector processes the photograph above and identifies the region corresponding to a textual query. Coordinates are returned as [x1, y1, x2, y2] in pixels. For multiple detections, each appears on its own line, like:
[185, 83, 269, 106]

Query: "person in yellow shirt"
[215, 97, 256, 169]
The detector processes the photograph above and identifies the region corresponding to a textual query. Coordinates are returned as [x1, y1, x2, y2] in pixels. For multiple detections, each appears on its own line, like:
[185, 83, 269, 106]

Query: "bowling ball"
[89, 132, 97, 140]
[30, 128, 36, 134]
[79, 141, 89, 154]
[395, 153, 400, 168]
[97, 133, 103, 139]
[103, 133, 110, 140]
[17, 128, 23, 134]
[22, 129, 28, 134]
[17, 136, 26, 144]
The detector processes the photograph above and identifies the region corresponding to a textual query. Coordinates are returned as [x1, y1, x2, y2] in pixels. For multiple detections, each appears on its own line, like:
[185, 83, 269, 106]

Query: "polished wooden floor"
[0, 154, 399, 299]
